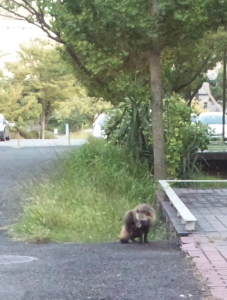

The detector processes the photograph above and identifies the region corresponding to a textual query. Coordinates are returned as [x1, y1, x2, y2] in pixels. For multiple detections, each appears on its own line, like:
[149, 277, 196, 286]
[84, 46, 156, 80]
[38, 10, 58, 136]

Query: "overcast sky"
[0, 16, 49, 69]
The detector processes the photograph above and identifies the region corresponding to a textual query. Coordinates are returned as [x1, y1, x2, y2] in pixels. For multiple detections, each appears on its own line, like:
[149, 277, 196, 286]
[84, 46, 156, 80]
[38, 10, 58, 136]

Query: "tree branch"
[0, 2, 63, 43]
[66, 46, 93, 77]
[174, 55, 211, 93]
[0, 1, 107, 90]
[65, 46, 107, 89]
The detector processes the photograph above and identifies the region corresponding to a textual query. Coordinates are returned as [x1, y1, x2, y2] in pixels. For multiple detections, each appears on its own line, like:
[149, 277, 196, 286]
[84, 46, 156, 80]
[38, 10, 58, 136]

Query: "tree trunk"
[149, 0, 166, 181]
[149, 49, 166, 180]
[41, 111, 45, 140]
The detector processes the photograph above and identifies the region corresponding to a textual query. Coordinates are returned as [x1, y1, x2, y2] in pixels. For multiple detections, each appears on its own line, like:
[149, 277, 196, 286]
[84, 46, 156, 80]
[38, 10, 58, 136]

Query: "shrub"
[16, 128, 56, 139]
[44, 131, 56, 139]
[106, 94, 210, 179]
[105, 97, 153, 167]
[18, 128, 38, 139]
[164, 94, 210, 178]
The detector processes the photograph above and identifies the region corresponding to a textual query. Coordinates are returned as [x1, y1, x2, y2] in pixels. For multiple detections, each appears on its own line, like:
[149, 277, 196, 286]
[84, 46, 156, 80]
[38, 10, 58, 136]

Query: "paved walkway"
[172, 189, 227, 300]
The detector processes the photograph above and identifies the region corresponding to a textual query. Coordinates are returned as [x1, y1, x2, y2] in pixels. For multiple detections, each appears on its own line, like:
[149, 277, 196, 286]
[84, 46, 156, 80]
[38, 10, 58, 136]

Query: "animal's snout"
[140, 220, 147, 227]
[136, 222, 142, 228]
[136, 220, 147, 228]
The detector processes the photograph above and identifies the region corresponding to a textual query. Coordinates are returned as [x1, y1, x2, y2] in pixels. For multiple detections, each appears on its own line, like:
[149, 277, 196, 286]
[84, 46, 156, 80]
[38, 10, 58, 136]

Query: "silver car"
[0, 114, 10, 141]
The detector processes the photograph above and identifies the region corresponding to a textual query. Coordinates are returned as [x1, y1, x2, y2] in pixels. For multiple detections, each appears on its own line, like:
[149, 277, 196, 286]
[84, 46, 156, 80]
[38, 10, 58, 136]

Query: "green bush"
[18, 128, 39, 139]
[106, 94, 210, 178]
[16, 128, 56, 139]
[44, 131, 56, 139]
[105, 97, 153, 166]
[164, 94, 210, 178]
[11, 139, 161, 243]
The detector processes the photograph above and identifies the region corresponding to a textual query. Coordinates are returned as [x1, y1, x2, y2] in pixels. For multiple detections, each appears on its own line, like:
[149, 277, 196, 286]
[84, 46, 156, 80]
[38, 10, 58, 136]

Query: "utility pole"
[223, 25, 227, 141]
[223, 50, 226, 140]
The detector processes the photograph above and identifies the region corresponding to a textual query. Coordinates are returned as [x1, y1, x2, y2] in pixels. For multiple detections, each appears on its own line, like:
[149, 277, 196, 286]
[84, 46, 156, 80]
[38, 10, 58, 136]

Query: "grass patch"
[172, 173, 227, 189]
[191, 174, 227, 188]
[11, 139, 164, 243]
[70, 130, 93, 139]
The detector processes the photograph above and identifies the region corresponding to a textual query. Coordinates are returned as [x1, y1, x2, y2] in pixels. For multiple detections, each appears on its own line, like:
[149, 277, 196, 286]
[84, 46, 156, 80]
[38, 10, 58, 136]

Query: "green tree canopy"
[54, 82, 112, 131]
[3, 40, 74, 137]
[1, 0, 226, 178]
[2, 40, 110, 137]
[0, 83, 41, 123]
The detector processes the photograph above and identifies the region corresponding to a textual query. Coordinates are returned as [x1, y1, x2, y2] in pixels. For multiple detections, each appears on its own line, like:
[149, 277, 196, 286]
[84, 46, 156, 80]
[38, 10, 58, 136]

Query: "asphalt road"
[0, 140, 208, 300]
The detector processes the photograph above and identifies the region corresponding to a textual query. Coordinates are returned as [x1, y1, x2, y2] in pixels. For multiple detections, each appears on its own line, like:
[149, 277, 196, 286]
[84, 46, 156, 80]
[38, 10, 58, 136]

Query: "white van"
[92, 113, 109, 138]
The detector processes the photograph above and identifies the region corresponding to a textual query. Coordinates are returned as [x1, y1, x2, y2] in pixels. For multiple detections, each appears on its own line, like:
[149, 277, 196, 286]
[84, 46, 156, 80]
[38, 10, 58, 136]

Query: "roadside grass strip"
[11, 139, 165, 243]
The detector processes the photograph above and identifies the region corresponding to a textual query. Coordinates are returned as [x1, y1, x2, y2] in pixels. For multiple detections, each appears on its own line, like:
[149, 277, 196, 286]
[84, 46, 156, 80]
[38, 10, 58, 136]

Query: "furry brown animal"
[119, 203, 156, 243]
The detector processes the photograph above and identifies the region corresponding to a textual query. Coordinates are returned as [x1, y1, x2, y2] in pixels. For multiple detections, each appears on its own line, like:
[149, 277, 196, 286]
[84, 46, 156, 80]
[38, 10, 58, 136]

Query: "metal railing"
[159, 180, 227, 231]
[159, 180, 197, 230]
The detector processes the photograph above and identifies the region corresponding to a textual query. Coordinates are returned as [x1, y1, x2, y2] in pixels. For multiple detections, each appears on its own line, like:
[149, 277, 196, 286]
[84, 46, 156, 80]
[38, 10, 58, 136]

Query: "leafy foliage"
[107, 94, 210, 178]
[191, 98, 207, 114]
[106, 97, 153, 166]
[1, 40, 111, 134]
[164, 94, 210, 178]
[13, 128, 55, 139]
[162, 36, 220, 101]
[3, 40, 75, 136]
[0, 1, 221, 103]
[54, 83, 112, 132]
[0, 84, 41, 122]
[0, 0, 225, 177]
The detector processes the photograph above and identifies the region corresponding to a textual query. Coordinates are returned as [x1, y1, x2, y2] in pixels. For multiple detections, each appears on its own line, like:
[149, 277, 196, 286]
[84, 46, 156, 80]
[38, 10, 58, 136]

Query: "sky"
[0, 15, 49, 70]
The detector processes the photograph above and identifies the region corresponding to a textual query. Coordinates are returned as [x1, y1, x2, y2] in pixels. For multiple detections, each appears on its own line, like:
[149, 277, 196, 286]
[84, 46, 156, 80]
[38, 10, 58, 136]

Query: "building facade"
[198, 82, 222, 112]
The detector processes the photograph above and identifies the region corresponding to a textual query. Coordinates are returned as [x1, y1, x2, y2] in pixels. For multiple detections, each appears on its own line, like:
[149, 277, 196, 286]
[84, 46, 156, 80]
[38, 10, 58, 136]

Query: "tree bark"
[149, 0, 166, 181]
[149, 49, 166, 180]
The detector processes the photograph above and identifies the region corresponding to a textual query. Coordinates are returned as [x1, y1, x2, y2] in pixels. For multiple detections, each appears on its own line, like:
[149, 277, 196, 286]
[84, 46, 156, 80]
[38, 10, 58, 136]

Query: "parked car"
[92, 113, 109, 138]
[0, 113, 10, 141]
[198, 112, 227, 140]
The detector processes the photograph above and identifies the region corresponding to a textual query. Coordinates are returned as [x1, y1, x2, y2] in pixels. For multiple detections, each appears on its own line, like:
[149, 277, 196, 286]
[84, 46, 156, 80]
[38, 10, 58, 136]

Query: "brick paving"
[173, 189, 227, 300]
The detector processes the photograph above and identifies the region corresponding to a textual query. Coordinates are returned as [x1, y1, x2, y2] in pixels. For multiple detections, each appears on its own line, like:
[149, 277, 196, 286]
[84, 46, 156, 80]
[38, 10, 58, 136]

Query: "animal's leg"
[143, 228, 150, 243]
[139, 235, 143, 243]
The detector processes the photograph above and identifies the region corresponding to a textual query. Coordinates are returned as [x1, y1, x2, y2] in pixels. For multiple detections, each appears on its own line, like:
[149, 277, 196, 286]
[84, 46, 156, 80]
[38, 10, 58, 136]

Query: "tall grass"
[11, 139, 161, 243]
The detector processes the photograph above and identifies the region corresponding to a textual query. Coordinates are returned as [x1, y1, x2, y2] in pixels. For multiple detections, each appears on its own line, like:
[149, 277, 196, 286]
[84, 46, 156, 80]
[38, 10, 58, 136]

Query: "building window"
[203, 102, 208, 109]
